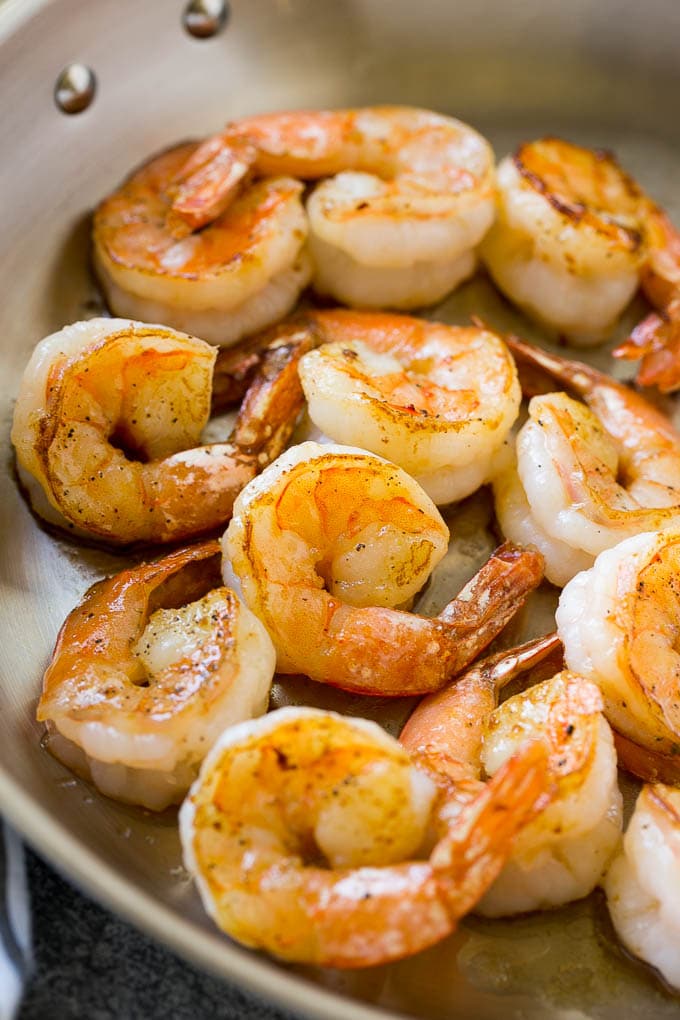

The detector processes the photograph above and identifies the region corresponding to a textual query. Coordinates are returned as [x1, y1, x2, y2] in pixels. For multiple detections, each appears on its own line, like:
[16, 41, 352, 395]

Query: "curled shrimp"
[174, 106, 495, 310]
[481, 138, 648, 345]
[11, 317, 311, 544]
[557, 528, 680, 784]
[179, 705, 551, 967]
[605, 783, 680, 990]
[93, 142, 311, 347]
[401, 634, 622, 915]
[38, 541, 275, 811]
[614, 207, 680, 392]
[223, 441, 544, 696]
[493, 334, 680, 581]
[297, 309, 521, 505]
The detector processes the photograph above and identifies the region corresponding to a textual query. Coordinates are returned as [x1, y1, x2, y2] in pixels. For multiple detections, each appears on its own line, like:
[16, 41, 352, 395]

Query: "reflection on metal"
[54, 63, 96, 114]
[182, 0, 229, 39]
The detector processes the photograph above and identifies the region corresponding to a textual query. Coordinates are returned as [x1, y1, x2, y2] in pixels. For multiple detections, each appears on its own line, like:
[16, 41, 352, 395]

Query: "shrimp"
[38, 541, 276, 811]
[223, 441, 545, 696]
[296, 309, 521, 505]
[480, 138, 648, 345]
[174, 107, 496, 310]
[179, 706, 551, 967]
[401, 634, 622, 916]
[614, 207, 680, 391]
[495, 334, 680, 575]
[93, 142, 311, 347]
[605, 783, 680, 990]
[11, 317, 311, 544]
[557, 528, 680, 785]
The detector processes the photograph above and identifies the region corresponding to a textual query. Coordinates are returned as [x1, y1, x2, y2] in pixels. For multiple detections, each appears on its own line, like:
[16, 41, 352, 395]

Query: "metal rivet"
[54, 63, 97, 115]
[182, 0, 229, 39]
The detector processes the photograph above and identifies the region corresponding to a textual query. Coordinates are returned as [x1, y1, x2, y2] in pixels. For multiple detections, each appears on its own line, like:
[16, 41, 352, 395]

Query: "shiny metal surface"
[53, 62, 97, 114]
[182, 0, 229, 40]
[1, 1, 680, 1017]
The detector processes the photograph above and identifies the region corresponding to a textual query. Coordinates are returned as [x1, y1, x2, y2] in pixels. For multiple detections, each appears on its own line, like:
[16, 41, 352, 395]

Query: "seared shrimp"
[38, 541, 275, 811]
[297, 310, 521, 505]
[481, 138, 647, 345]
[11, 317, 310, 544]
[176, 107, 495, 310]
[401, 635, 622, 915]
[179, 706, 551, 967]
[605, 783, 680, 990]
[614, 207, 680, 391]
[93, 143, 311, 346]
[494, 335, 680, 577]
[223, 441, 544, 695]
[557, 528, 680, 784]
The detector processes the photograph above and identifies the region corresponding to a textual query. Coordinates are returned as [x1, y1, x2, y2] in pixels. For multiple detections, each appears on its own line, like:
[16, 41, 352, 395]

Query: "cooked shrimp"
[557, 528, 680, 784]
[38, 541, 275, 811]
[296, 310, 521, 505]
[401, 634, 622, 915]
[93, 143, 311, 347]
[11, 317, 310, 544]
[223, 441, 544, 695]
[614, 207, 680, 391]
[179, 706, 551, 967]
[498, 334, 680, 567]
[176, 107, 495, 309]
[481, 138, 648, 345]
[605, 783, 680, 990]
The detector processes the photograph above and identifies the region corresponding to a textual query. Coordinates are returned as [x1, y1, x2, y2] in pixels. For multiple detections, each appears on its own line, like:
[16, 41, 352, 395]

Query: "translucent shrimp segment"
[93, 143, 310, 346]
[11, 317, 311, 544]
[180, 706, 551, 967]
[605, 783, 680, 990]
[298, 310, 521, 505]
[38, 542, 275, 810]
[557, 529, 680, 773]
[221, 106, 496, 309]
[224, 442, 545, 695]
[481, 139, 647, 345]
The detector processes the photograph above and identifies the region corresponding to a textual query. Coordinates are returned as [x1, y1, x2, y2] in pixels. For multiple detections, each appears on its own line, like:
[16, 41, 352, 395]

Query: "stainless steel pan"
[2, 1, 680, 1017]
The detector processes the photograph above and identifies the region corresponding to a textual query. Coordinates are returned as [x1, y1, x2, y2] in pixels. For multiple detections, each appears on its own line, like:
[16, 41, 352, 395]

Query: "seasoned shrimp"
[93, 143, 311, 347]
[223, 441, 544, 695]
[614, 207, 680, 391]
[297, 310, 521, 504]
[557, 528, 680, 784]
[11, 317, 310, 544]
[605, 783, 680, 990]
[179, 706, 551, 967]
[176, 107, 495, 309]
[38, 541, 275, 811]
[481, 138, 648, 345]
[401, 635, 622, 915]
[496, 334, 680, 571]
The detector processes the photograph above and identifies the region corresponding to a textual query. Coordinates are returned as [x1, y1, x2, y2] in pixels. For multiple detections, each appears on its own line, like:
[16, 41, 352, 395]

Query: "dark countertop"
[19, 849, 297, 1020]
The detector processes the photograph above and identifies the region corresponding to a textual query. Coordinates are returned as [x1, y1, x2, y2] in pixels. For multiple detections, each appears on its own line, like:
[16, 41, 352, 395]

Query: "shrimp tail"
[432, 740, 553, 918]
[613, 728, 680, 786]
[437, 541, 545, 675]
[167, 134, 257, 234]
[613, 307, 680, 393]
[229, 325, 315, 461]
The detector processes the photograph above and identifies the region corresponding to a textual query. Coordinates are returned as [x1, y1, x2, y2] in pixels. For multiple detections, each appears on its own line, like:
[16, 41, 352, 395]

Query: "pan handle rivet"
[54, 63, 97, 115]
[182, 0, 230, 39]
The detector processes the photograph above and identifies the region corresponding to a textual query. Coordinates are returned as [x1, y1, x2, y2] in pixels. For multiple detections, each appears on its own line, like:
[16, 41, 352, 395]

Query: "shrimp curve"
[38, 541, 276, 811]
[223, 441, 544, 696]
[297, 309, 521, 505]
[11, 317, 311, 544]
[401, 634, 622, 915]
[179, 706, 552, 967]
[494, 334, 680, 582]
[93, 143, 311, 347]
[173, 106, 496, 310]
